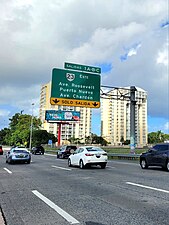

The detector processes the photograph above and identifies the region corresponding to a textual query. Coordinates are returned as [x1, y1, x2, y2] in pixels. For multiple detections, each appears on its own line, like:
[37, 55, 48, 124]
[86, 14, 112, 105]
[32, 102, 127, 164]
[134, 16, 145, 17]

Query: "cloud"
[156, 43, 168, 66]
[0, 0, 168, 133]
[0, 109, 11, 117]
[120, 42, 141, 61]
[164, 122, 169, 131]
[160, 20, 169, 28]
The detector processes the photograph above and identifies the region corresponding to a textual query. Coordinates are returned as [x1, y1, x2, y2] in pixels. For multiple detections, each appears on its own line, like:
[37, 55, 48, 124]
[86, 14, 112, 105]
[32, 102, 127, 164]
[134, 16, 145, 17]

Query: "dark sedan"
[57, 145, 77, 159]
[31, 146, 45, 155]
[140, 143, 169, 171]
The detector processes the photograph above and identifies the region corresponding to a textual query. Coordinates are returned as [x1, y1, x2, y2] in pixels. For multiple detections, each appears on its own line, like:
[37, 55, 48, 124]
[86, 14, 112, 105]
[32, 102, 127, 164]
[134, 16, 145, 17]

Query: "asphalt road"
[0, 152, 169, 225]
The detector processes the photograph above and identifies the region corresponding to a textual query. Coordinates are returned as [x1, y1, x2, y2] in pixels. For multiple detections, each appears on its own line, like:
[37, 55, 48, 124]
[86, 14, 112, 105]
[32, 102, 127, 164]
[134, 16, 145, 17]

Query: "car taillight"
[85, 153, 94, 156]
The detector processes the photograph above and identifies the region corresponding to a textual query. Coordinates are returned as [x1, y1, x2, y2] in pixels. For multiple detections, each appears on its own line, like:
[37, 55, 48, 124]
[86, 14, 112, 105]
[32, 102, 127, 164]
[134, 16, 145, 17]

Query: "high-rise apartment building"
[101, 87, 147, 146]
[39, 82, 92, 143]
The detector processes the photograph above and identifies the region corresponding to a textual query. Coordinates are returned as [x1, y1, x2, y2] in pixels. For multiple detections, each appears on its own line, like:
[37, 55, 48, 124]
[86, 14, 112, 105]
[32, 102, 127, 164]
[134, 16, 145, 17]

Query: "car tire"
[140, 159, 148, 169]
[100, 163, 106, 169]
[6, 159, 8, 163]
[165, 161, 169, 171]
[68, 159, 72, 167]
[8, 159, 13, 164]
[27, 160, 31, 164]
[79, 160, 84, 169]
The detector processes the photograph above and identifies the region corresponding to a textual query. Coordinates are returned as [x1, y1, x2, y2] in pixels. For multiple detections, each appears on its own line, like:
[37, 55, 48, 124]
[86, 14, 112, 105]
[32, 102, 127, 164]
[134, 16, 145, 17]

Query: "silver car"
[6, 147, 31, 164]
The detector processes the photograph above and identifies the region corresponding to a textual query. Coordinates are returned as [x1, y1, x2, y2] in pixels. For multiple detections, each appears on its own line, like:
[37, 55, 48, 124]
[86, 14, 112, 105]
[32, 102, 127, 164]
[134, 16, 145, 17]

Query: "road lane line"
[52, 165, 72, 171]
[32, 190, 79, 224]
[45, 153, 58, 157]
[3, 168, 12, 174]
[126, 182, 169, 194]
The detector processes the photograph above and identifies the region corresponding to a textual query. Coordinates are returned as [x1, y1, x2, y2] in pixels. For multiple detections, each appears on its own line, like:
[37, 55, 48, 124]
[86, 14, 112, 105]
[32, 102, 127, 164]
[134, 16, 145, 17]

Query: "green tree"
[5, 113, 41, 146]
[91, 134, 108, 146]
[0, 128, 10, 145]
[148, 130, 166, 144]
[32, 130, 57, 146]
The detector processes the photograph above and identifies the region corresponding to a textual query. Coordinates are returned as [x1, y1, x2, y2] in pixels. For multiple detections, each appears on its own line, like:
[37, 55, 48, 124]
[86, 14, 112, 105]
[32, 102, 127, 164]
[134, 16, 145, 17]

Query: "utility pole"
[29, 103, 34, 149]
[130, 86, 137, 153]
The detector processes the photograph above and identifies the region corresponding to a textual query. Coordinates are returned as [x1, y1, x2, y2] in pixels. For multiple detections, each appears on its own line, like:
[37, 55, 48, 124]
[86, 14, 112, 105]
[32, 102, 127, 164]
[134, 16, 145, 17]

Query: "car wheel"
[6, 159, 8, 163]
[140, 159, 148, 169]
[68, 159, 72, 167]
[27, 160, 31, 164]
[8, 159, 13, 164]
[100, 163, 106, 169]
[165, 161, 169, 171]
[79, 160, 84, 169]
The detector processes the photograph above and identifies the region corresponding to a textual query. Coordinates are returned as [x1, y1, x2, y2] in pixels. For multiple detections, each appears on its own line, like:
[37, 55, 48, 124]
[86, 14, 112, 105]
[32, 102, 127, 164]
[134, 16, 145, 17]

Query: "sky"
[0, 0, 168, 135]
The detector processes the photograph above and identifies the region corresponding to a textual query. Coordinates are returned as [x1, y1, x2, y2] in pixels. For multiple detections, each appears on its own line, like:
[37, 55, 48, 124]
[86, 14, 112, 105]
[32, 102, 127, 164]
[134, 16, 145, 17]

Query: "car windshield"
[13, 150, 28, 153]
[67, 146, 77, 150]
[86, 147, 104, 152]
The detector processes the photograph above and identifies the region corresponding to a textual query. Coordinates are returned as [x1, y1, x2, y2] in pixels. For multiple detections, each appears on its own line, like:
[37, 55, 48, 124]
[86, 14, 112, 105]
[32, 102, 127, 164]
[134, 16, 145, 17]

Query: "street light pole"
[29, 103, 34, 149]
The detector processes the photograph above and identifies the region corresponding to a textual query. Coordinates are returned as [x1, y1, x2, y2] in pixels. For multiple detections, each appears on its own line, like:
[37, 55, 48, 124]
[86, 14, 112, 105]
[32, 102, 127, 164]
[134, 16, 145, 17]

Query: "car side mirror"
[149, 148, 157, 153]
[70, 149, 75, 154]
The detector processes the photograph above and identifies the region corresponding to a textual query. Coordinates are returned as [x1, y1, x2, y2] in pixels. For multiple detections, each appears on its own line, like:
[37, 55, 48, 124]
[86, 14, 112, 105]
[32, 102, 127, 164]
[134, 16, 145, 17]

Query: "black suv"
[57, 145, 77, 159]
[140, 143, 169, 171]
[31, 146, 45, 155]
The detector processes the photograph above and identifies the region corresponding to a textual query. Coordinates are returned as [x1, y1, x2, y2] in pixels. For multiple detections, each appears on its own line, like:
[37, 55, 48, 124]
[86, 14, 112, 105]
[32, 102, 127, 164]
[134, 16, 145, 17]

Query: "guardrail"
[45, 150, 141, 160]
[108, 153, 141, 160]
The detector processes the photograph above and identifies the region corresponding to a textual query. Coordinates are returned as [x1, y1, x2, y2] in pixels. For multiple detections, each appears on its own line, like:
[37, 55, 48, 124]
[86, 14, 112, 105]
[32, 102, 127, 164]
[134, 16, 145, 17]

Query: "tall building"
[39, 82, 92, 143]
[101, 87, 147, 146]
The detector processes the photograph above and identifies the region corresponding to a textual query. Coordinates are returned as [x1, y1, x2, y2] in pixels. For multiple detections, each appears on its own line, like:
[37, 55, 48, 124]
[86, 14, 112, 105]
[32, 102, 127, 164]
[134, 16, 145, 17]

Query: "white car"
[68, 146, 108, 169]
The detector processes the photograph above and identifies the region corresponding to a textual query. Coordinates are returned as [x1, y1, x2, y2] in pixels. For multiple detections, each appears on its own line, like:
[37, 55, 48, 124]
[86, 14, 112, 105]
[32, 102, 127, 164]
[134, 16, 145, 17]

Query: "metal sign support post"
[29, 103, 34, 150]
[57, 123, 61, 147]
[56, 122, 70, 147]
[130, 86, 137, 153]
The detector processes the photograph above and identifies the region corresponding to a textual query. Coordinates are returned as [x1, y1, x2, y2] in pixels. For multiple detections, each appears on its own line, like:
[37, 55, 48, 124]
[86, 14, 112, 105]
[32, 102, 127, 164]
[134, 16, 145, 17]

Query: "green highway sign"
[64, 62, 101, 74]
[50, 68, 100, 108]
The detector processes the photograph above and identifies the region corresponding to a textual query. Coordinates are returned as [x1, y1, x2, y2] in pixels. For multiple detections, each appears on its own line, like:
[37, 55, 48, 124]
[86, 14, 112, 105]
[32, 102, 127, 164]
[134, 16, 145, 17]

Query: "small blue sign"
[48, 140, 52, 145]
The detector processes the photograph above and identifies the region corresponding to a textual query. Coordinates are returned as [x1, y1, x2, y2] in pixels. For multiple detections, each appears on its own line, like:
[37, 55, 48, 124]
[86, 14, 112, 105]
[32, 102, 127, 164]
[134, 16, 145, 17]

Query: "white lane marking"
[52, 165, 72, 171]
[126, 182, 169, 194]
[45, 153, 58, 157]
[32, 190, 79, 224]
[4, 168, 12, 174]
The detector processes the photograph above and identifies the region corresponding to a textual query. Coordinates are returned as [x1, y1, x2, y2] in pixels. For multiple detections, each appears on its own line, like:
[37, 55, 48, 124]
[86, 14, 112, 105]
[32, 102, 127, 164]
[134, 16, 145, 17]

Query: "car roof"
[13, 147, 28, 151]
[154, 143, 169, 146]
[81, 146, 105, 150]
[81, 146, 102, 148]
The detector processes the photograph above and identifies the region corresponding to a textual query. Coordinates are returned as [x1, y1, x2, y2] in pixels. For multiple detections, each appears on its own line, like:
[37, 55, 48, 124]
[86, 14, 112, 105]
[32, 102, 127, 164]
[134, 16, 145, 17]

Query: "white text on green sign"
[51, 68, 100, 104]
[64, 62, 101, 74]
